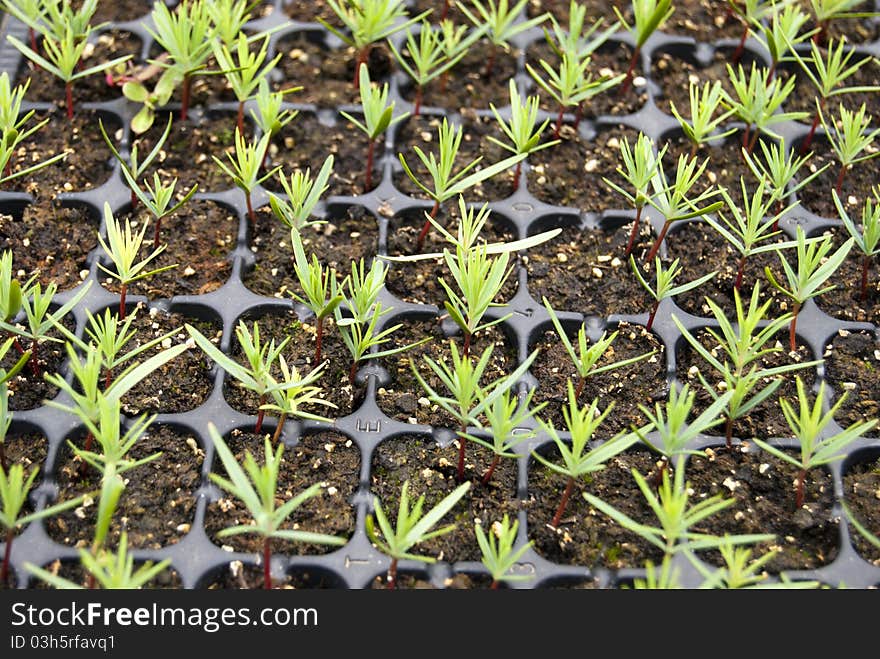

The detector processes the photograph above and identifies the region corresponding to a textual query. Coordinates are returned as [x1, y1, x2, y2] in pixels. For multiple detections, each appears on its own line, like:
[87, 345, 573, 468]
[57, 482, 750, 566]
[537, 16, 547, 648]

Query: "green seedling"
[261, 357, 335, 444]
[212, 127, 280, 227]
[464, 386, 545, 485]
[818, 102, 880, 194]
[1, 461, 86, 586]
[543, 296, 658, 396]
[97, 203, 177, 320]
[341, 63, 407, 191]
[412, 341, 538, 482]
[789, 38, 880, 154]
[765, 225, 854, 351]
[26, 530, 171, 589]
[669, 80, 736, 158]
[0, 278, 91, 378]
[644, 152, 724, 263]
[7, 21, 131, 119]
[98, 116, 175, 211]
[144, 0, 218, 121]
[250, 78, 300, 168]
[398, 117, 524, 251]
[584, 465, 774, 557]
[0, 73, 66, 183]
[436, 18, 484, 92]
[457, 0, 547, 77]
[321, 0, 428, 87]
[487, 80, 559, 192]
[702, 177, 798, 291]
[724, 62, 808, 154]
[526, 51, 623, 138]
[366, 479, 471, 589]
[288, 230, 344, 363]
[388, 21, 468, 116]
[726, 0, 776, 65]
[629, 256, 718, 331]
[544, 2, 618, 62]
[533, 380, 641, 527]
[832, 186, 880, 301]
[127, 171, 199, 251]
[475, 514, 534, 589]
[751, 2, 813, 79]
[208, 425, 345, 589]
[206, 0, 262, 48]
[742, 137, 827, 221]
[673, 284, 820, 449]
[268, 155, 334, 233]
[691, 536, 819, 589]
[615, 0, 674, 94]
[753, 377, 876, 508]
[603, 133, 666, 256]
[632, 555, 682, 589]
[186, 320, 288, 435]
[806, 0, 879, 44]
[212, 33, 283, 135]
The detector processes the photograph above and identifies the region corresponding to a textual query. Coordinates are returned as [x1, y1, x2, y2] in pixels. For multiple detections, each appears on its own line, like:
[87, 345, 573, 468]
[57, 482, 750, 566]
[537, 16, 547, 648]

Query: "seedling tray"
[2, 0, 880, 589]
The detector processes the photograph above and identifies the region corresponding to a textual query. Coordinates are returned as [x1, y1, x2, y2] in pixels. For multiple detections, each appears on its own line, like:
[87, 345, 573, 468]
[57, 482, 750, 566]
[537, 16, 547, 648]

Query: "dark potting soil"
[823, 329, 880, 438]
[842, 452, 880, 565]
[525, 123, 640, 212]
[686, 444, 839, 572]
[262, 111, 381, 198]
[794, 135, 879, 219]
[135, 111, 241, 193]
[202, 560, 346, 589]
[47, 423, 204, 550]
[525, 221, 654, 318]
[4, 431, 49, 517]
[0, 200, 98, 291]
[369, 434, 520, 563]
[811, 225, 880, 325]
[526, 446, 665, 569]
[203, 429, 359, 555]
[116, 306, 217, 416]
[369, 571, 492, 589]
[376, 320, 517, 427]
[276, 31, 391, 108]
[7, 110, 118, 198]
[528, 321, 667, 435]
[100, 200, 237, 300]
[221, 308, 361, 420]
[29, 559, 182, 589]
[243, 205, 379, 299]
[675, 328, 818, 441]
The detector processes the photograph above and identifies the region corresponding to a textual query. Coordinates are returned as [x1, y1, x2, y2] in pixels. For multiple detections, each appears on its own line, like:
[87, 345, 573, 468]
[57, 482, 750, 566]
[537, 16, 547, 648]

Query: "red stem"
[272, 413, 287, 445]
[365, 139, 376, 192]
[263, 537, 271, 589]
[440, 0, 450, 21]
[462, 331, 471, 359]
[645, 220, 671, 263]
[490, 580, 499, 589]
[29, 27, 36, 53]
[625, 205, 643, 256]
[554, 104, 564, 139]
[457, 424, 467, 483]
[314, 316, 324, 364]
[180, 74, 191, 121]
[1, 528, 12, 587]
[484, 48, 496, 78]
[575, 376, 585, 401]
[512, 159, 522, 192]
[732, 24, 748, 65]
[387, 558, 398, 590]
[65, 82, 73, 120]
[349, 360, 358, 384]
[724, 416, 734, 450]
[861, 255, 871, 302]
[414, 85, 423, 117]
[415, 201, 440, 252]
[801, 109, 822, 155]
[152, 216, 163, 251]
[789, 302, 800, 352]
[246, 192, 256, 228]
[734, 255, 746, 291]
[835, 164, 846, 195]
[551, 476, 575, 527]
[620, 47, 640, 95]
[130, 189, 138, 211]
[481, 454, 500, 486]
[354, 48, 369, 88]
[645, 298, 660, 332]
[573, 102, 584, 131]
[741, 125, 751, 152]
[104, 368, 112, 391]
[119, 284, 127, 320]
[255, 394, 266, 434]
[0, 442, 6, 473]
